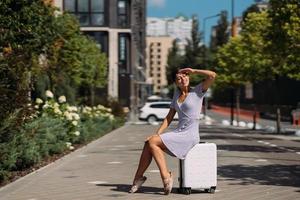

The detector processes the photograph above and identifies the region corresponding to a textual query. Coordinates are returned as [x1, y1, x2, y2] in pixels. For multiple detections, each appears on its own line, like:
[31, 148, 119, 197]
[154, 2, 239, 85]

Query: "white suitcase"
[178, 142, 217, 195]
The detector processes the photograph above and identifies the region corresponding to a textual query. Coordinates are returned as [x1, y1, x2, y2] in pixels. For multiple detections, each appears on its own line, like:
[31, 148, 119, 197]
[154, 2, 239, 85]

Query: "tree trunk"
[253, 104, 257, 130]
[90, 85, 95, 106]
[236, 87, 241, 125]
[276, 108, 281, 134]
[275, 76, 281, 134]
[230, 87, 235, 125]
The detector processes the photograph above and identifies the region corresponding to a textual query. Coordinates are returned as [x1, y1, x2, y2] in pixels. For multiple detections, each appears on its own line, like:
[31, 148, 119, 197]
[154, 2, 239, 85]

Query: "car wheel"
[147, 115, 158, 123]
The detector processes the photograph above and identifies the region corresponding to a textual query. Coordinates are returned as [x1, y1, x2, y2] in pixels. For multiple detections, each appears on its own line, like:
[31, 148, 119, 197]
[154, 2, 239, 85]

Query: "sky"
[147, 0, 257, 45]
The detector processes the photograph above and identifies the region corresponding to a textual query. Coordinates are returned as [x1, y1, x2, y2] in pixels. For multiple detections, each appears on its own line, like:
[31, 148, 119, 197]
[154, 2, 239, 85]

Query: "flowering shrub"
[33, 90, 116, 151]
[0, 90, 123, 183]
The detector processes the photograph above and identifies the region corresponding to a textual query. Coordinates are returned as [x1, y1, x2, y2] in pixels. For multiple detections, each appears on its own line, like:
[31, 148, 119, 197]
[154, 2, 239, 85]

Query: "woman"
[129, 68, 216, 195]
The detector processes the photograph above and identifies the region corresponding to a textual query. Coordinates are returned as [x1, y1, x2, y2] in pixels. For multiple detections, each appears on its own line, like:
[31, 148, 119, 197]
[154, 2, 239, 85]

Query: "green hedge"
[0, 112, 124, 183]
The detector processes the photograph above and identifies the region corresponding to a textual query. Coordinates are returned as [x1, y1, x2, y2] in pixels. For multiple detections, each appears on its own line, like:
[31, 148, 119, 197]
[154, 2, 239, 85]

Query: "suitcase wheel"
[204, 187, 216, 194]
[178, 187, 191, 195]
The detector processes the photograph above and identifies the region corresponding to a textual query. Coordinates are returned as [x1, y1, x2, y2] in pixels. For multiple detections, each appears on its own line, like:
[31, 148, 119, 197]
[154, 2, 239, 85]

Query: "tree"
[264, 0, 300, 133]
[184, 15, 204, 85]
[216, 11, 271, 126]
[242, 4, 260, 22]
[45, 13, 108, 105]
[0, 0, 58, 120]
[210, 10, 229, 52]
[166, 40, 183, 84]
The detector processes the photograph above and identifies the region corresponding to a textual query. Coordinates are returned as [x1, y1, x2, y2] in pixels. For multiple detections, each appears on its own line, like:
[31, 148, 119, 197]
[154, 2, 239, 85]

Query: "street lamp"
[202, 13, 221, 116]
[202, 13, 221, 47]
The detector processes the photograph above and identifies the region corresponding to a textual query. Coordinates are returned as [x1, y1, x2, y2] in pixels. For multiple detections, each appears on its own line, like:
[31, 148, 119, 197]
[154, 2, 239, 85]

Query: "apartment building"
[147, 16, 192, 55]
[53, 0, 147, 107]
[146, 37, 173, 94]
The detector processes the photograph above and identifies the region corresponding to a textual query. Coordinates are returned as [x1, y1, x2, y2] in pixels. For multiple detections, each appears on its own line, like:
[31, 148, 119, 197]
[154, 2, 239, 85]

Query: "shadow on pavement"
[95, 183, 165, 195]
[218, 164, 300, 189]
[95, 183, 210, 195]
[201, 135, 279, 141]
[217, 144, 300, 153]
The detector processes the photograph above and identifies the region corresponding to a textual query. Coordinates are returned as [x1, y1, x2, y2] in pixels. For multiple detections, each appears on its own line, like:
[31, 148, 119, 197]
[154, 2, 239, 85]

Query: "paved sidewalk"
[0, 121, 299, 200]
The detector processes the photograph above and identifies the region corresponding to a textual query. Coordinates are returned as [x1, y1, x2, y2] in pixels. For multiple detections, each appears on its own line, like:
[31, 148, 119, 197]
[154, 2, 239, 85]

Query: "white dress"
[159, 83, 206, 159]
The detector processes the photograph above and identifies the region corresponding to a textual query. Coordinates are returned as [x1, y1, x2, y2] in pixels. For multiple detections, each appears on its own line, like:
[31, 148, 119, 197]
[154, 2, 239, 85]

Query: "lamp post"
[202, 14, 222, 47]
[202, 13, 221, 116]
[230, 0, 235, 125]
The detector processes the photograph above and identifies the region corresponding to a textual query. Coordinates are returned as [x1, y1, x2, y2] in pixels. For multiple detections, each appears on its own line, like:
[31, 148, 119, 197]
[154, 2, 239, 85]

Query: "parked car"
[139, 101, 178, 123]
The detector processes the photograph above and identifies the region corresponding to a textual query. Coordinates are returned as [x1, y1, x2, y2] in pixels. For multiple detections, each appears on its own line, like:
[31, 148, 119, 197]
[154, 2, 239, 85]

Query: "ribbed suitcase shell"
[178, 143, 217, 194]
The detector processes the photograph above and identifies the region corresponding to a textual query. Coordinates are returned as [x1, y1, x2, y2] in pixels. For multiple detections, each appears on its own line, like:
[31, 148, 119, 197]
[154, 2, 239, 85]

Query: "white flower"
[34, 105, 39, 109]
[85, 106, 92, 111]
[27, 103, 32, 107]
[66, 142, 72, 147]
[45, 90, 54, 98]
[73, 131, 80, 136]
[42, 103, 49, 109]
[54, 107, 62, 115]
[64, 111, 72, 121]
[97, 105, 105, 109]
[109, 114, 114, 120]
[53, 102, 59, 108]
[73, 113, 80, 120]
[69, 146, 75, 150]
[67, 106, 78, 112]
[35, 98, 43, 104]
[58, 96, 66, 103]
[72, 120, 78, 126]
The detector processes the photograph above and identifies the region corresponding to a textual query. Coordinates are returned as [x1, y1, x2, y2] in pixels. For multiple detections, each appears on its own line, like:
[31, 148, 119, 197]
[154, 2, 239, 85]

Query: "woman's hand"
[178, 68, 194, 74]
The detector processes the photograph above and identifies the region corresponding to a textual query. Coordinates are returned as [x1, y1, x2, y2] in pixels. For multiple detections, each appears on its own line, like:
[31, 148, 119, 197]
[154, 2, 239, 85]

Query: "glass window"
[78, 0, 88, 12]
[63, 0, 106, 26]
[118, 1, 126, 14]
[91, 0, 104, 12]
[150, 104, 170, 109]
[78, 14, 89, 26]
[91, 14, 104, 25]
[117, 0, 129, 27]
[119, 36, 126, 61]
[65, 0, 75, 12]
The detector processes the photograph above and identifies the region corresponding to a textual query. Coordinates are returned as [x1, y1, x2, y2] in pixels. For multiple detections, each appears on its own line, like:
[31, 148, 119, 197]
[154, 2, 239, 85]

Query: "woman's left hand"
[178, 68, 194, 74]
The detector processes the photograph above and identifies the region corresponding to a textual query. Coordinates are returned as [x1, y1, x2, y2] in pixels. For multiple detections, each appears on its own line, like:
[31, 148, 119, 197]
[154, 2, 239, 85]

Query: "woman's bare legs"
[132, 135, 170, 183]
[148, 135, 170, 180]
[133, 141, 152, 182]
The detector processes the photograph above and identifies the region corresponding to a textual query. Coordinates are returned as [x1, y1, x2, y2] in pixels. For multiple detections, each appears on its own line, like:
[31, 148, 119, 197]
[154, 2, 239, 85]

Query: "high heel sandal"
[129, 176, 147, 193]
[163, 172, 173, 195]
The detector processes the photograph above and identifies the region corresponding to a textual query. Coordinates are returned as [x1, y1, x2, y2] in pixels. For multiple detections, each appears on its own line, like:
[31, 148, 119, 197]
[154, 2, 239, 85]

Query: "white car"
[139, 101, 178, 123]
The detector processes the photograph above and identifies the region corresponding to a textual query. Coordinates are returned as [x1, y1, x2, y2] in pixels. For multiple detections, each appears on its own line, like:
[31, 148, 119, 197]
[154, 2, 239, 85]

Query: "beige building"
[146, 37, 173, 94]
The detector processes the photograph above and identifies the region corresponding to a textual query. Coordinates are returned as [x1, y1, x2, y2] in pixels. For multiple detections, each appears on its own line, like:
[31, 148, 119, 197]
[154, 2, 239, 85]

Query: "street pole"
[230, 0, 235, 125]
[202, 13, 221, 116]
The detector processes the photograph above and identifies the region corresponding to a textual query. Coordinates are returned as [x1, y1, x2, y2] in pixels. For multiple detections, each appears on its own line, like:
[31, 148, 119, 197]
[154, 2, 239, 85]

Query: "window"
[157, 42, 161, 46]
[117, 0, 130, 27]
[157, 55, 161, 59]
[118, 33, 131, 74]
[157, 49, 161, 53]
[64, 0, 106, 26]
[84, 31, 109, 55]
[150, 104, 170, 109]
[157, 61, 161, 65]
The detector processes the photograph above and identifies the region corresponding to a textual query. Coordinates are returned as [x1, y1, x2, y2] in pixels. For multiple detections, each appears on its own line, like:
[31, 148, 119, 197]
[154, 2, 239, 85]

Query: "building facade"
[147, 16, 192, 55]
[53, 0, 147, 107]
[146, 37, 173, 94]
